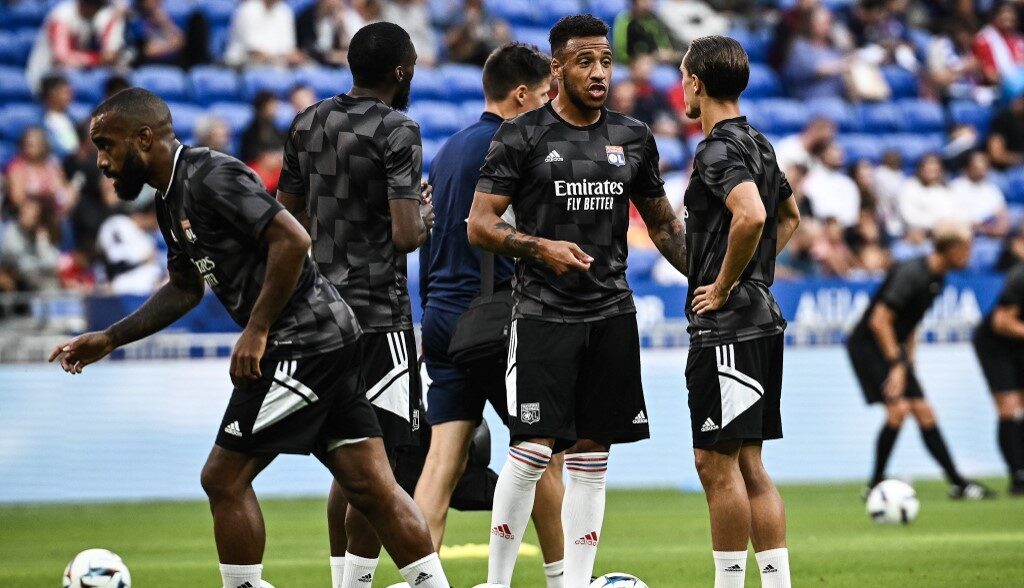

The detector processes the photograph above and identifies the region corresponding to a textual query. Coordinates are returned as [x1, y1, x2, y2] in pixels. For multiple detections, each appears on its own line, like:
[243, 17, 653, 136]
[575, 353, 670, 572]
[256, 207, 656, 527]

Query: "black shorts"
[422, 307, 507, 427]
[973, 330, 1024, 394]
[846, 334, 924, 404]
[505, 313, 650, 450]
[362, 330, 422, 450]
[215, 343, 382, 455]
[686, 334, 784, 449]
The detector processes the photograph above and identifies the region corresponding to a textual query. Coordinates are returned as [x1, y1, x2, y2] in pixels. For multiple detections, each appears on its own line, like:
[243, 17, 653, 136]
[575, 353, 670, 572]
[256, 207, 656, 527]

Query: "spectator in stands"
[125, 0, 184, 67]
[26, 0, 127, 93]
[774, 116, 836, 172]
[898, 153, 956, 233]
[813, 217, 860, 276]
[972, 2, 1024, 97]
[225, 0, 306, 68]
[103, 74, 131, 100]
[988, 96, 1024, 168]
[241, 92, 286, 191]
[194, 115, 233, 154]
[849, 0, 918, 72]
[783, 6, 850, 100]
[384, 0, 438, 67]
[873, 148, 905, 233]
[0, 199, 61, 293]
[611, 79, 641, 120]
[950, 151, 1010, 238]
[803, 141, 861, 227]
[996, 229, 1024, 271]
[927, 22, 987, 102]
[64, 122, 115, 253]
[844, 205, 891, 265]
[297, 0, 352, 67]
[656, 0, 727, 48]
[342, 0, 384, 40]
[612, 0, 681, 64]
[628, 55, 674, 129]
[289, 84, 318, 113]
[96, 194, 164, 295]
[444, 0, 511, 66]
[40, 75, 79, 159]
[3, 128, 77, 219]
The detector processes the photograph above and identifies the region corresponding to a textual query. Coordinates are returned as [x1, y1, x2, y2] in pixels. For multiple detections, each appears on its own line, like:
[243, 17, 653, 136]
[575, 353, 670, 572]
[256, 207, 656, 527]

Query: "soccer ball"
[590, 573, 650, 587]
[63, 548, 131, 588]
[866, 479, 920, 525]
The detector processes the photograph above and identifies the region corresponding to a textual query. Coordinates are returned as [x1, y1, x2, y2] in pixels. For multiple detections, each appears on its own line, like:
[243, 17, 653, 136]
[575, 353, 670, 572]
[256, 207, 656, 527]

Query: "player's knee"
[996, 393, 1024, 420]
[694, 450, 735, 490]
[200, 463, 238, 502]
[910, 402, 936, 427]
[886, 402, 910, 425]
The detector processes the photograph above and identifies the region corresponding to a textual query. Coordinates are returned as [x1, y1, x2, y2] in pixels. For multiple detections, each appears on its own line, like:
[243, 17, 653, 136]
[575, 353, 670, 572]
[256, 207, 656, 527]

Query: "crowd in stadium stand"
[3, 0, 1024, 304]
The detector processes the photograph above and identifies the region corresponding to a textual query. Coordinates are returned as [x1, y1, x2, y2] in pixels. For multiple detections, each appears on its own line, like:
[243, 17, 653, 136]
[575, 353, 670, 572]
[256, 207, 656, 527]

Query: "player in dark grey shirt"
[49, 88, 449, 588]
[678, 37, 801, 588]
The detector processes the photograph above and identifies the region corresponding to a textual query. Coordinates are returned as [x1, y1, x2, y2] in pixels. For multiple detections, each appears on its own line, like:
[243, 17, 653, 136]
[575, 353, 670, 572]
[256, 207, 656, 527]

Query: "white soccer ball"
[590, 573, 650, 587]
[62, 548, 131, 588]
[866, 479, 920, 525]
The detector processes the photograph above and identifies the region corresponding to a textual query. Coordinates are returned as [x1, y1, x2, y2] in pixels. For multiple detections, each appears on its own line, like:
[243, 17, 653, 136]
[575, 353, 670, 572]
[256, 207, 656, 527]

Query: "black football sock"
[871, 424, 901, 487]
[920, 426, 966, 486]
[1002, 418, 1024, 483]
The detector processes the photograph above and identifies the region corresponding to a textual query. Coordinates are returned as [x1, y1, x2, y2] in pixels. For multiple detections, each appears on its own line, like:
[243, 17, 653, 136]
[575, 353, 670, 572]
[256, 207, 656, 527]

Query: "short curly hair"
[348, 22, 415, 88]
[549, 14, 610, 58]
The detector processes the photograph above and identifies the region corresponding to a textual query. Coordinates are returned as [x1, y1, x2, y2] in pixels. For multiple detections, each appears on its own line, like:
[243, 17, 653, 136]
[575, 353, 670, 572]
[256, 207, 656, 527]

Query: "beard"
[561, 73, 605, 113]
[111, 147, 149, 202]
[685, 101, 700, 120]
[392, 78, 412, 111]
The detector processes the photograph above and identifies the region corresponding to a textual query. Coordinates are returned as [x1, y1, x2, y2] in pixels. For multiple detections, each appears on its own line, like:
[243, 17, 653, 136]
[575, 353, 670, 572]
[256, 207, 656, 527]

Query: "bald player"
[49, 88, 450, 588]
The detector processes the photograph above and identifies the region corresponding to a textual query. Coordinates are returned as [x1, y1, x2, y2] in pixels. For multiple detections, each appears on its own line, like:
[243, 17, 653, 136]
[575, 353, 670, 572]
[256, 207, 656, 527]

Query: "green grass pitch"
[1, 480, 1021, 587]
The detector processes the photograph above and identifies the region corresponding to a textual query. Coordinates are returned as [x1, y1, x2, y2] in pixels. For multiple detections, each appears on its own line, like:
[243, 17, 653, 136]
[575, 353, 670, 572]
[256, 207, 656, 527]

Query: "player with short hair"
[679, 35, 801, 588]
[49, 88, 449, 588]
[848, 221, 995, 500]
[276, 22, 435, 588]
[467, 14, 687, 588]
[973, 262, 1024, 495]
[415, 42, 568, 587]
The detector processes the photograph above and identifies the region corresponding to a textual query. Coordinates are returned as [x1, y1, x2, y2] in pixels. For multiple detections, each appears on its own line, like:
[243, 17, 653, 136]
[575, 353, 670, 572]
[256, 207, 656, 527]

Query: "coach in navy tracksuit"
[414, 42, 568, 588]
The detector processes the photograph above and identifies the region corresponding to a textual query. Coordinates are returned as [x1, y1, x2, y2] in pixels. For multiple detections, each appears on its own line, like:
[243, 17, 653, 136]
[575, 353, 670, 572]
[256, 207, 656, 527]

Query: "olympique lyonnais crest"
[180, 218, 197, 243]
[520, 402, 541, 425]
[606, 145, 625, 167]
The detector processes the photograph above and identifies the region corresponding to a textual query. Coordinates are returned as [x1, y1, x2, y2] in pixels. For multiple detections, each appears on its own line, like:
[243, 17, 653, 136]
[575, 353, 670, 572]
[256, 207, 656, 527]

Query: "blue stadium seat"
[729, 27, 771, 64]
[513, 26, 551, 52]
[949, 100, 994, 135]
[898, 99, 946, 133]
[970, 236, 1002, 272]
[655, 135, 687, 171]
[4, 1, 49, 28]
[0, 66, 32, 102]
[422, 138, 442, 174]
[460, 100, 485, 127]
[294, 66, 352, 100]
[274, 104, 296, 132]
[858, 102, 907, 133]
[428, 0, 459, 27]
[167, 102, 206, 138]
[287, 0, 317, 14]
[540, 0, 583, 27]
[67, 68, 111, 103]
[0, 30, 32, 66]
[0, 140, 13, 167]
[488, 0, 542, 27]
[68, 102, 92, 123]
[165, 2, 197, 29]
[0, 103, 42, 141]
[407, 101, 464, 140]
[440, 64, 485, 100]
[410, 67, 449, 102]
[882, 65, 918, 98]
[209, 24, 231, 61]
[132, 66, 189, 102]
[837, 133, 884, 163]
[585, 0, 627, 27]
[883, 133, 942, 165]
[208, 102, 255, 134]
[242, 68, 296, 100]
[200, 0, 237, 26]
[745, 63, 781, 98]
[190, 66, 241, 103]
[806, 97, 858, 132]
[650, 64, 681, 93]
[749, 99, 808, 135]
[990, 169, 1011, 197]
[1006, 167, 1024, 205]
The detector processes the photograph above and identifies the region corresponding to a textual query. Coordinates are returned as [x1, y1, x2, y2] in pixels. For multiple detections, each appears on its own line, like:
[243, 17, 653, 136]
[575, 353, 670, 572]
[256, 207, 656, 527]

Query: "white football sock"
[219, 563, 262, 588]
[544, 559, 565, 588]
[330, 556, 345, 588]
[487, 442, 553, 585]
[562, 453, 608, 588]
[341, 552, 378, 587]
[713, 551, 747, 588]
[398, 553, 449, 588]
[755, 548, 791, 588]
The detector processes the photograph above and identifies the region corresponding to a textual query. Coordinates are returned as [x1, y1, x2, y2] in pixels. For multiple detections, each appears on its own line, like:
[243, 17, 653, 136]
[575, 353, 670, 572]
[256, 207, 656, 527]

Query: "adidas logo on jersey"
[574, 531, 599, 546]
[491, 523, 514, 540]
[545, 150, 564, 162]
[632, 410, 648, 424]
[224, 421, 243, 437]
[358, 572, 373, 582]
[413, 571, 433, 585]
[762, 564, 778, 573]
[724, 564, 744, 572]
[701, 418, 719, 432]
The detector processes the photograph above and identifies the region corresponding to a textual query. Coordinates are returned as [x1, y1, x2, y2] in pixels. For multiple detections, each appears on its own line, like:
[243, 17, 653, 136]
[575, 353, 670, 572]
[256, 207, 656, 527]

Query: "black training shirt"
[851, 256, 945, 344]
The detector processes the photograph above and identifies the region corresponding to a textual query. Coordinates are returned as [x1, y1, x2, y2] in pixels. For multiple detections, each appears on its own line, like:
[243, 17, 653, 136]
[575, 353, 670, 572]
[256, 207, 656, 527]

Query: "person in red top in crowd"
[972, 2, 1024, 97]
[26, 0, 127, 93]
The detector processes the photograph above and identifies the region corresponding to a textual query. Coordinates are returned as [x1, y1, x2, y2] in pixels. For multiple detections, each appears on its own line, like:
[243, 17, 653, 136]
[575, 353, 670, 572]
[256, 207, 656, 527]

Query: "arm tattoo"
[106, 266, 205, 346]
[493, 221, 542, 260]
[636, 197, 687, 275]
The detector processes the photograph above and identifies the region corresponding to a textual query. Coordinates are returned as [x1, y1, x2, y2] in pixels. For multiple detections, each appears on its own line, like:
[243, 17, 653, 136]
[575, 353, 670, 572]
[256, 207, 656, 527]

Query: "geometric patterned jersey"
[684, 116, 792, 349]
[977, 262, 1024, 347]
[476, 102, 665, 323]
[851, 256, 946, 343]
[157, 146, 361, 360]
[279, 94, 423, 333]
